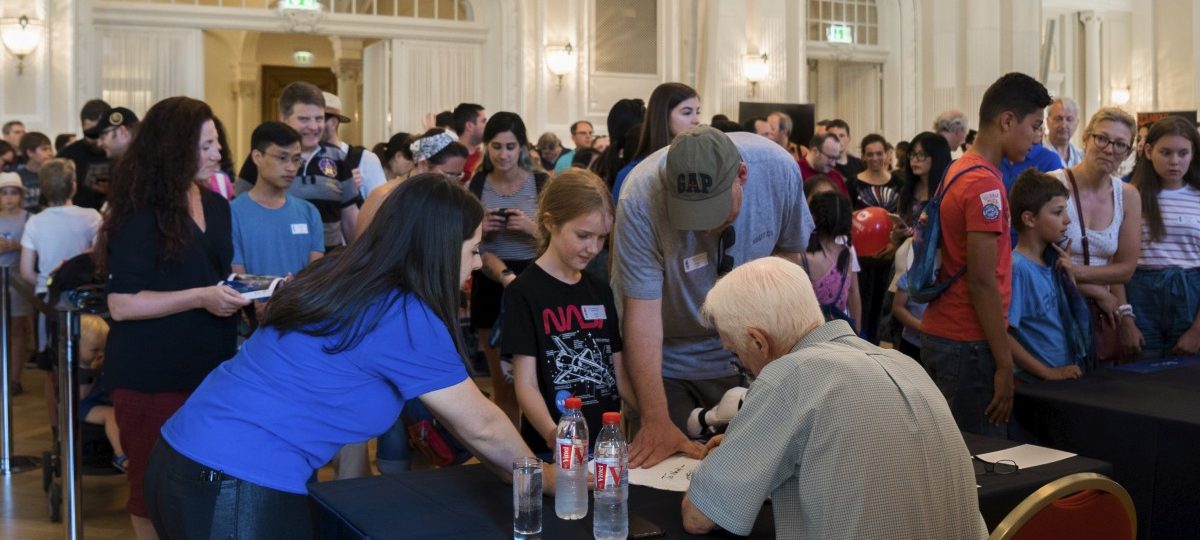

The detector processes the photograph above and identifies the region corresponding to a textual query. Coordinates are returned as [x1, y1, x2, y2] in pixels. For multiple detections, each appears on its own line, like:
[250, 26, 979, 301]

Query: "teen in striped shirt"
[1124, 116, 1200, 359]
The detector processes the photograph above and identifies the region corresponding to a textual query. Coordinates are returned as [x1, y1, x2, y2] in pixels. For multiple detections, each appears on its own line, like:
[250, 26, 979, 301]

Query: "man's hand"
[352, 168, 364, 191]
[984, 367, 1014, 426]
[629, 419, 704, 468]
[700, 434, 724, 458]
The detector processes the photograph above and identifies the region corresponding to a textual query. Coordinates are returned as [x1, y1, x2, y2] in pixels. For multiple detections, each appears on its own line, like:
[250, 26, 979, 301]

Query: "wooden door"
[260, 65, 338, 123]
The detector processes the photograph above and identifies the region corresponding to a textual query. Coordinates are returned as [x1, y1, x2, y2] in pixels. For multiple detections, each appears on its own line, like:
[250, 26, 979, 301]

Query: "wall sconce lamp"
[1111, 86, 1131, 106]
[743, 53, 769, 97]
[545, 43, 574, 91]
[1, 15, 43, 76]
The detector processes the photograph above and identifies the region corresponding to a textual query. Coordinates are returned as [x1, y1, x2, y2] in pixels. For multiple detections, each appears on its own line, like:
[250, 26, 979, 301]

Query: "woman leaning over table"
[145, 174, 553, 538]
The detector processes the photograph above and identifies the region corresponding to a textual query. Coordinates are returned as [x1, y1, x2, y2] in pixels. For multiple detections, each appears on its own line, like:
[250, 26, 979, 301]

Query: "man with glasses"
[85, 107, 139, 161]
[553, 120, 596, 173]
[230, 121, 323, 277]
[800, 132, 849, 195]
[612, 126, 814, 468]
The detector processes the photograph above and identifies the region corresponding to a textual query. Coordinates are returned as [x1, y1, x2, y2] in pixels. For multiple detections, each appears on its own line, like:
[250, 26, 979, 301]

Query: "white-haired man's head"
[701, 257, 824, 374]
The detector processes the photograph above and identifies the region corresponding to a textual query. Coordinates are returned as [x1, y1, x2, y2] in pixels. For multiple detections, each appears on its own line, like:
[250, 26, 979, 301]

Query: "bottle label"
[557, 438, 585, 470]
[595, 457, 623, 491]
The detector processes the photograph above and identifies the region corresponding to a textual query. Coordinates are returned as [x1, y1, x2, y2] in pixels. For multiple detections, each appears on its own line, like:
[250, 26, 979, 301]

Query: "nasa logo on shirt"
[980, 189, 1002, 222]
[318, 157, 337, 178]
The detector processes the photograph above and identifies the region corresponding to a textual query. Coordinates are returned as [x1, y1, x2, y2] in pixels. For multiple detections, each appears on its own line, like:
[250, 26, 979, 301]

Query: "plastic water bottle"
[554, 397, 588, 520]
[593, 412, 628, 540]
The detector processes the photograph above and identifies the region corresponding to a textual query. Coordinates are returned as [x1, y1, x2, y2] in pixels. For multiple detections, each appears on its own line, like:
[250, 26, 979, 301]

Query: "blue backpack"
[906, 164, 988, 304]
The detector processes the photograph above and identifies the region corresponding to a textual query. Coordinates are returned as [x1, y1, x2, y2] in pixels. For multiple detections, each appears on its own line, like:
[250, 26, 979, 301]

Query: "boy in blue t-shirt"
[1006, 169, 1086, 381]
[231, 121, 323, 277]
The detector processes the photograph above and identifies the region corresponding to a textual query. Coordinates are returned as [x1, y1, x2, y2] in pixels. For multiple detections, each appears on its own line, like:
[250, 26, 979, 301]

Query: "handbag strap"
[1064, 169, 1092, 266]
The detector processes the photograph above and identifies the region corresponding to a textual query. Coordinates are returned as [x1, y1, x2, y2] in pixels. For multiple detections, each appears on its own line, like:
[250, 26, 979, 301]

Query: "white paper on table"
[975, 444, 1076, 469]
[586, 454, 702, 492]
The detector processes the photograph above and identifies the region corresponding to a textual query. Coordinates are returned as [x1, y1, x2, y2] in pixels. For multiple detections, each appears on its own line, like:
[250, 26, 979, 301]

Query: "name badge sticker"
[291, 223, 309, 235]
[582, 305, 607, 321]
[684, 252, 709, 273]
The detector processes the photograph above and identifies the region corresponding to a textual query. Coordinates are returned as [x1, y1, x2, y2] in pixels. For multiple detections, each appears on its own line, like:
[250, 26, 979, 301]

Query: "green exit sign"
[826, 24, 853, 44]
[279, 0, 321, 10]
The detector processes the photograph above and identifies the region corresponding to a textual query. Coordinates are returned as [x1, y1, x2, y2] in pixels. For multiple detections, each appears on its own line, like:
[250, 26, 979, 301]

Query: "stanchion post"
[1, 265, 37, 475]
[57, 299, 83, 539]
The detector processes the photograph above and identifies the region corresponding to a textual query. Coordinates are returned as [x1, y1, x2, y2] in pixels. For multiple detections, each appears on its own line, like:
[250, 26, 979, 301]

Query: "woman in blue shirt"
[145, 174, 553, 538]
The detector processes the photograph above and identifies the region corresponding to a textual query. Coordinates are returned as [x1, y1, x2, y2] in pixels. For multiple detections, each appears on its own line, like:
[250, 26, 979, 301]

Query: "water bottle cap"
[602, 412, 621, 425]
[564, 397, 582, 410]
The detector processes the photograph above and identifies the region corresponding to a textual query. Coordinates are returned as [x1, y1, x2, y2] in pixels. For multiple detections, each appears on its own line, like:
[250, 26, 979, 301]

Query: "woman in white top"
[1124, 116, 1200, 359]
[1049, 107, 1142, 361]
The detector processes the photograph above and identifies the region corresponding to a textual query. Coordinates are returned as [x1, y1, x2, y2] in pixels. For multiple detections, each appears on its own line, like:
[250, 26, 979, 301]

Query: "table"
[1014, 360, 1200, 540]
[308, 435, 1109, 539]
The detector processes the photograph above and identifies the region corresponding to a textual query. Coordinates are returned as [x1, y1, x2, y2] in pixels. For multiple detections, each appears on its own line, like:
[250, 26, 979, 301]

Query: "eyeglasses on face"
[909, 151, 931, 162]
[1089, 133, 1132, 154]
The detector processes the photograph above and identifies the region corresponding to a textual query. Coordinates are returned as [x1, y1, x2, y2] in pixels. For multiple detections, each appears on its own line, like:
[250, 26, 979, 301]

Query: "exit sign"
[826, 24, 853, 44]
[279, 0, 321, 10]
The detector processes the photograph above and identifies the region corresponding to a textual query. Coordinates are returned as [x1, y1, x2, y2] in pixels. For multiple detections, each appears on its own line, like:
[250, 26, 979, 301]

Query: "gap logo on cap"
[677, 172, 714, 194]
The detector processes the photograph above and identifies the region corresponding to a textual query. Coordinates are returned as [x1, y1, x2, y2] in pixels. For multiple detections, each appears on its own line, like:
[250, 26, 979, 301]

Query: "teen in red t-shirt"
[920, 72, 1051, 438]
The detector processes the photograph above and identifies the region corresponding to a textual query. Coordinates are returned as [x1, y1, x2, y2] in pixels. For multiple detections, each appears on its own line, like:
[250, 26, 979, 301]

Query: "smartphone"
[629, 512, 666, 539]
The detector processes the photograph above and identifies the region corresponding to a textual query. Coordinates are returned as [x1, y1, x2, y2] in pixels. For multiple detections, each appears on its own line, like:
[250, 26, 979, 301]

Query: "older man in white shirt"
[681, 257, 987, 539]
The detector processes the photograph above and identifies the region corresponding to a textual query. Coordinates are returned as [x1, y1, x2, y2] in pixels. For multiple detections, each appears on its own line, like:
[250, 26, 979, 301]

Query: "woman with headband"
[357, 128, 470, 236]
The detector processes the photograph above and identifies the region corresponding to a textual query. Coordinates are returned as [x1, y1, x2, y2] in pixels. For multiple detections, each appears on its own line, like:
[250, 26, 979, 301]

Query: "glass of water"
[512, 457, 543, 536]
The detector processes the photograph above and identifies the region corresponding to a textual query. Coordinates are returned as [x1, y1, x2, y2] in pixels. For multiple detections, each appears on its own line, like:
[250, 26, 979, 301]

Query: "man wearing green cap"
[611, 126, 814, 467]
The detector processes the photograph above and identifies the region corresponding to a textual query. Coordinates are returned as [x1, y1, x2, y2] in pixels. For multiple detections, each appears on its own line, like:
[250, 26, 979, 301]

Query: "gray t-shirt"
[610, 132, 814, 380]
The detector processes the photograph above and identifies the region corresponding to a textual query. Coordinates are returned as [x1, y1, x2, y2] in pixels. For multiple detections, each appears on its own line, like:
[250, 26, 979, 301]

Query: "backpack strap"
[345, 145, 366, 171]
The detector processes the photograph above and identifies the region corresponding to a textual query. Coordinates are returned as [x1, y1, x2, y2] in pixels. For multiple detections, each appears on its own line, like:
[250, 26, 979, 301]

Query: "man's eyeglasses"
[265, 152, 303, 168]
[1089, 133, 1132, 154]
[972, 456, 1018, 475]
[717, 226, 736, 277]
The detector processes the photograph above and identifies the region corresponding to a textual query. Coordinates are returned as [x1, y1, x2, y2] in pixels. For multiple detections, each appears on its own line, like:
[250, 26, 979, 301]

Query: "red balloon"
[852, 207, 893, 257]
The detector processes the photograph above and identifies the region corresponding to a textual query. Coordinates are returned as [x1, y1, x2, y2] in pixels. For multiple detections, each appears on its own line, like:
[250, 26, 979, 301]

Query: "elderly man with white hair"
[1046, 97, 1084, 167]
[934, 109, 970, 157]
[680, 257, 987, 539]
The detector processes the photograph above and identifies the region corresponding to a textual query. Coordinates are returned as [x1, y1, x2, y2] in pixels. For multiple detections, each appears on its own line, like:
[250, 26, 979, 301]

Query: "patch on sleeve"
[980, 189, 1002, 222]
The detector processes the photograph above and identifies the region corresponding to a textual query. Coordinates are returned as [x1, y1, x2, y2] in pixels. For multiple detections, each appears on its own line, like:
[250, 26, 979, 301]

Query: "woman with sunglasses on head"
[356, 128, 470, 238]
[1048, 107, 1142, 363]
[1123, 116, 1200, 359]
[146, 174, 554, 538]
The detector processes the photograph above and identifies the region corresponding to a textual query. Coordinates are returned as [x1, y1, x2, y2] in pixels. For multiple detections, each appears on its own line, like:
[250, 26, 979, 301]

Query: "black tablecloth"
[308, 435, 1109, 539]
[1014, 361, 1200, 540]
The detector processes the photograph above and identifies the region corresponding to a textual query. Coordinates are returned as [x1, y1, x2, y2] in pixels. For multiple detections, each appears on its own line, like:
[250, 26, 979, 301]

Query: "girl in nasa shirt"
[502, 169, 635, 454]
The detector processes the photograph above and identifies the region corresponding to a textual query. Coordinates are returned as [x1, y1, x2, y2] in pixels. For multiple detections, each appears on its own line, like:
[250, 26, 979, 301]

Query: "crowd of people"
[2, 68, 1197, 538]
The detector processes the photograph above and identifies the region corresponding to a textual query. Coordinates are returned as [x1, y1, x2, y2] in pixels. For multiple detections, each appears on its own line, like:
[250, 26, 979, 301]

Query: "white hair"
[933, 110, 968, 134]
[700, 257, 824, 355]
[1051, 97, 1080, 115]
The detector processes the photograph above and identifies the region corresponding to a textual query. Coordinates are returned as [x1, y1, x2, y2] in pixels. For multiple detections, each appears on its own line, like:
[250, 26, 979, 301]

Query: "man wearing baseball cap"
[611, 126, 814, 467]
[85, 106, 139, 161]
[320, 91, 388, 199]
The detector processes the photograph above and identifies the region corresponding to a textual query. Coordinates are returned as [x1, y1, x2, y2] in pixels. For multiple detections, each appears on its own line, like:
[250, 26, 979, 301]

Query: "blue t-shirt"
[161, 292, 469, 494]
[1000, 144, 1064, 192]
[611, 157, 644, 204]
[553, 149, 576, 173]
[230, 194, 324, 276]
[1008, 252, 1071, 371]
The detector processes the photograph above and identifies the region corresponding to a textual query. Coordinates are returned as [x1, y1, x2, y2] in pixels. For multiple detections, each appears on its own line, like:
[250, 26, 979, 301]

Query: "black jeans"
[145, 439, 315, 539]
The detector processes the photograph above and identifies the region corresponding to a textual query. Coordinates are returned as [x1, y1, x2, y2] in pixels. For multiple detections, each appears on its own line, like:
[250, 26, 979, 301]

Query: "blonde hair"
[80, 314, 110, 346]
[1082, 106, 1137, 144]
[701, 257, 824, 355]
[37, 158, 76, 204]
[536, 168, 613, 255]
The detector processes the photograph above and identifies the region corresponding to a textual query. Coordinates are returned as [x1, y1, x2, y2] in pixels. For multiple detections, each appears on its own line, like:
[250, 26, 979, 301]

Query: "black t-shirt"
[835, 155, 866, 188]
[501, 264, 623, 453]
[56, 139, 109, 211]
[851, 172, 905, 212]
[104, 188, 239, 392]
[236, 144, 360, 248]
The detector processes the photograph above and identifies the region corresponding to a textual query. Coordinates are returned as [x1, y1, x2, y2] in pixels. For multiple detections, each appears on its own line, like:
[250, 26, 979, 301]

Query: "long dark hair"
[593, 98, 646, 187]
[633, 82, 698, 160]
[1132, 116, 1200, 243]
[96, 96, 214, 271]
[897, 131, 952, 223]
[264, 173, 484, 355]
[806, 191, 853, 272]
[476, 111, 532, 177]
